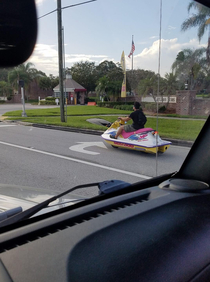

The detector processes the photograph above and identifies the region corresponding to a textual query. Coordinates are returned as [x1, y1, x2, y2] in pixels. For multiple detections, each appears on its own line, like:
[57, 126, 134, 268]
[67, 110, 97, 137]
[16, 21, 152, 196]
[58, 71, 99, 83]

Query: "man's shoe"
[110, 135, 117, 139]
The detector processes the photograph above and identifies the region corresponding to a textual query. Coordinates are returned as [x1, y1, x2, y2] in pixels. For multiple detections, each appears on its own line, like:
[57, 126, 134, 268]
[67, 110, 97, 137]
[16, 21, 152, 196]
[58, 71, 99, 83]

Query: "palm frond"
[187, 1, 199, 12]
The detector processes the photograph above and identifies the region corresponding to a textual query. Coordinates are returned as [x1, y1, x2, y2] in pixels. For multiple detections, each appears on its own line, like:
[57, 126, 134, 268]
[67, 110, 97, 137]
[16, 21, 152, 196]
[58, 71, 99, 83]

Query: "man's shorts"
[124, 124, 136, 132]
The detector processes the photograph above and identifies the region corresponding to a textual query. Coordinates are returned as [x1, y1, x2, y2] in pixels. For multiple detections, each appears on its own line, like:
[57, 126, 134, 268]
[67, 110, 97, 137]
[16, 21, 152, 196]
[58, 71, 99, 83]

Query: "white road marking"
[0, 140, 151, 179]
[0, 124, 16, 127]
[69, 142, 107, 155]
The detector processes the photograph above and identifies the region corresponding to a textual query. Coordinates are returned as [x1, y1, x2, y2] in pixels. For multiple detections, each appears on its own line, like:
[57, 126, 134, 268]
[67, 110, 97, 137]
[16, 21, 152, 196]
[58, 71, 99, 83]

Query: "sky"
[28, 0, 208, 77]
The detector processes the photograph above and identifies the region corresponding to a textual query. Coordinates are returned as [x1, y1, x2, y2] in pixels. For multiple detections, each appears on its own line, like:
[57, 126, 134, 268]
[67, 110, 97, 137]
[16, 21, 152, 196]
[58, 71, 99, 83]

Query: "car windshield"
[0, 0, 209, 215]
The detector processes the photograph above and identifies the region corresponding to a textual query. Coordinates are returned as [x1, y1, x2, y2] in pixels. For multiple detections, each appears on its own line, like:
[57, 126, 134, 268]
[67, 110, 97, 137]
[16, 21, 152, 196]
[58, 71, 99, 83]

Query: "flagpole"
[132, 35, 134, 74]
[128, 35, 135, 95]
[132, 35, 134, 94]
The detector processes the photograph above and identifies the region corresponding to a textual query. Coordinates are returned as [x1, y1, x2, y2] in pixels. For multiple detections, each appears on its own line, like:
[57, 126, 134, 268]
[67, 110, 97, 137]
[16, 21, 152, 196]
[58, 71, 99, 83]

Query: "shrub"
[97, 101, 134, 108]
[144, 103, 157, 112]
[159, 105, 166, 113]
[46, 97, 57, 101]
[40, 100, 56, 105]
[85, 97, 98, 104]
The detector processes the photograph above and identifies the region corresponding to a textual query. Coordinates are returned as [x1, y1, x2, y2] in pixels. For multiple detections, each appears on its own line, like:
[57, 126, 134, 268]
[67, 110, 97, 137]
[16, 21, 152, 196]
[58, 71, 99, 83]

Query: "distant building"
[53, 74, 87, 105]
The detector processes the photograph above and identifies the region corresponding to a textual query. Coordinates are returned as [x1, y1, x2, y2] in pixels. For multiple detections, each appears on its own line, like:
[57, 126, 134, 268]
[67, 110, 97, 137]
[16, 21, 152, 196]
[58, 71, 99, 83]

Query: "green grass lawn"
[3, 105, 206, 141]
[3, 105, 131, 117]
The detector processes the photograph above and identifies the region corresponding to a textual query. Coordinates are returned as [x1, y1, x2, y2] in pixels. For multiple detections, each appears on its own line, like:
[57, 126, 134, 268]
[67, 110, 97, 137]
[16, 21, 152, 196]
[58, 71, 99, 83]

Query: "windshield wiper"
[0, 173, 174, 229]
[0, 182, 100, 228]
[0, 180, 131, 229]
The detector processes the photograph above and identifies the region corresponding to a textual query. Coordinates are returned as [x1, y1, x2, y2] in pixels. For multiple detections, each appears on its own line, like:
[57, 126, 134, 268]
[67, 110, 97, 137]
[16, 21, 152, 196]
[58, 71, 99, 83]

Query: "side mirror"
[0, 0, 37, 67]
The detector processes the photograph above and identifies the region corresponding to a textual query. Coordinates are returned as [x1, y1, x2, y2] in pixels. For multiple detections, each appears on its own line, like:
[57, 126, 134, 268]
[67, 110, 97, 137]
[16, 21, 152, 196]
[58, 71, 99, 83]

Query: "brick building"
[8, 80, 53, 103]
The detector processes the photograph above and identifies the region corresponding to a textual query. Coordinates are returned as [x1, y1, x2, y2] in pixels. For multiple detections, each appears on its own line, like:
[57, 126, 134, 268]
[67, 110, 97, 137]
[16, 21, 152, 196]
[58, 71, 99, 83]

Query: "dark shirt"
[129, 110, 147, 130]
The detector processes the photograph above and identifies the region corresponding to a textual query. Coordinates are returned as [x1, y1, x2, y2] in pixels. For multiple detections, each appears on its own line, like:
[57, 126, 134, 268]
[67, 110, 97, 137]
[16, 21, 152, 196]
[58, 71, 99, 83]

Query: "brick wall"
[8, 93, 21, 103]
[25, 81, 53, 100]
[117, 96, 141, 103]
[191, 98, 210, 116]
[176, 90, 210, 116]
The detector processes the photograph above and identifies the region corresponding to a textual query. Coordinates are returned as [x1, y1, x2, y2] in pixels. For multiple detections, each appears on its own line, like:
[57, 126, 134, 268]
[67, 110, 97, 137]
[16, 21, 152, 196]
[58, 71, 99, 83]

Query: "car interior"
[0, 0, 210, 281]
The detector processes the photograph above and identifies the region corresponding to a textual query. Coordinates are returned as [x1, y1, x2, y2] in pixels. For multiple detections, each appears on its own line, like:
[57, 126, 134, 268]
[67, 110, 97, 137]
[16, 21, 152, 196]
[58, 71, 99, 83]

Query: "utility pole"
[57, 0, 65, 122]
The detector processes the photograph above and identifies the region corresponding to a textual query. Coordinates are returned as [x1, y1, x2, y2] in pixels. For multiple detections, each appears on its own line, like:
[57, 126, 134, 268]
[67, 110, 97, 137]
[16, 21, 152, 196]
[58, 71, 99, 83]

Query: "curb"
[2, 120, 194, 148]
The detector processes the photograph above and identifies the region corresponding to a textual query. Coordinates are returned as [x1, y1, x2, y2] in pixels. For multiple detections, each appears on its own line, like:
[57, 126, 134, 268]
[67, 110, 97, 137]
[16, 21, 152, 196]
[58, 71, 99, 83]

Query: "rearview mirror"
[0, 0, 37, 67]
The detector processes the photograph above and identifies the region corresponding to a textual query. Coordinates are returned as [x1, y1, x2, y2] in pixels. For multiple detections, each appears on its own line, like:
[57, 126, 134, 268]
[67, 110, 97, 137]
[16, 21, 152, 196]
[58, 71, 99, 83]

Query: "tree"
[181, 2, 210, 42]
[39, 76, 52, 90]
[95, 60, 118, 80]
[0, 81, 13, 98]
[95, 76, 109, 97]
[68, 61, 96, 93]
[137, 72, 159, 101]
[8, 62, 40, 91]
[164, 72, 178, 96]
[49, 74, 59, 90]
[0, 68, 12, 82]
[38, 74, 59, 90]
[171, 48, 207, 90]
[106, 80, 122, 101]
[95, 61, 123, 100]
[126, 69, 155, 94]
[181, 2, 210, 62]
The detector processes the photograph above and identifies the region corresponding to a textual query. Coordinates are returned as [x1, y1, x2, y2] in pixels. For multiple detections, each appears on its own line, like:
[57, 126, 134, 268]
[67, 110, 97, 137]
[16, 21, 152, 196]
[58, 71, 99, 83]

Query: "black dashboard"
[1, 178, 210, 282]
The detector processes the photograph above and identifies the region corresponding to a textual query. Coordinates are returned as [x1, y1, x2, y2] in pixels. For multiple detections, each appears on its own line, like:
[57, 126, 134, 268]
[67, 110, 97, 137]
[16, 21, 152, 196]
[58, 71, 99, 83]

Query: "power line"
[38, 0, 97, 19]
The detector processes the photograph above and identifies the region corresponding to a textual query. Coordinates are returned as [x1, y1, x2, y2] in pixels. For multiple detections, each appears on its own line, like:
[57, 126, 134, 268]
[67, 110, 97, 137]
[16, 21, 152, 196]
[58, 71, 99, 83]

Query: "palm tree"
[181, 1, 210, 41]
[95, 76, 109, 99]
[8, 62, 40, 91]
[164, 73, 178, 95]
[137, 73, 166, 101]
[171, 48, 207, 90]
[181, 2, 210, 62]
[0, 81, 13, 98]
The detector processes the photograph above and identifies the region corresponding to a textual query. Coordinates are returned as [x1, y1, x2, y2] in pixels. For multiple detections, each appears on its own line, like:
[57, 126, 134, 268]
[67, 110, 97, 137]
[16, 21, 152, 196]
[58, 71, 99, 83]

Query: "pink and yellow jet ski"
[101, 119, 171, 154]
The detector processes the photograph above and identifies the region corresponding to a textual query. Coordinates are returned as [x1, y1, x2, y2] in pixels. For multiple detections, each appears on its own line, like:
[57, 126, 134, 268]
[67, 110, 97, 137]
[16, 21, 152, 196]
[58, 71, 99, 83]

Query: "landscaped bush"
[0, 100, 5, 104]
[159, 105, 166, 112]
[144, 103, 157, 112]
[46, 97, 57, 101]
[40, 100, 56, 105]
[97, 101, 134, 108]
[27, 99, 39, 103]
[39, 97, 60, 105]
[113, 104, 133, 110]
[85, 97, 98, 104]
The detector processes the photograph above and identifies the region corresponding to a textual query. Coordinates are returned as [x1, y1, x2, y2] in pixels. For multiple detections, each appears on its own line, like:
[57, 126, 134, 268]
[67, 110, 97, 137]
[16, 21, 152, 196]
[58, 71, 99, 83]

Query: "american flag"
[128, 40, 135, 58]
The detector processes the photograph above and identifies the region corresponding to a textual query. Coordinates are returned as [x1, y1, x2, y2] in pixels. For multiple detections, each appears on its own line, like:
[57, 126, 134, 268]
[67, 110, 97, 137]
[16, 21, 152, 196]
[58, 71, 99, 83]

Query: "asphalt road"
[0, 120, 190, 198]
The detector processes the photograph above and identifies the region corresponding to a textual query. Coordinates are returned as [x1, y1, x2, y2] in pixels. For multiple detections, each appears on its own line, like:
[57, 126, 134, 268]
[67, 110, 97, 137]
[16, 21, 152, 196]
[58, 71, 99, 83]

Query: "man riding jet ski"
[110, 101, 146, 139]
[101, 102, 171, 154]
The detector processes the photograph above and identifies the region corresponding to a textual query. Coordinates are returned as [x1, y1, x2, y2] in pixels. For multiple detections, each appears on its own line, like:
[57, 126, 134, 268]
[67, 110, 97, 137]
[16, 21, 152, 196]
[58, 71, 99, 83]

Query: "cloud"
[150, 36, 158, 39]
[129, 38, 206, 76]
[29, 44, 109, 75]
[168, 25, 176, 30]
[29, 38, 206, 77]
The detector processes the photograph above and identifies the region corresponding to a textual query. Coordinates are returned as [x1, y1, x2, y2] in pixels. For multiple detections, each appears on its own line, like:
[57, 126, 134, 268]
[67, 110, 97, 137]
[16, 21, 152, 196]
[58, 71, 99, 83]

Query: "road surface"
[0, 121, 190, 198]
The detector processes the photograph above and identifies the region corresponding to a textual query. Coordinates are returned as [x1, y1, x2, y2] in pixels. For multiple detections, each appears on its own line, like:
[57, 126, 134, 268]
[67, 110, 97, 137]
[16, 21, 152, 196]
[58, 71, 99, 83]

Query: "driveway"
[0, 103, 59, 118]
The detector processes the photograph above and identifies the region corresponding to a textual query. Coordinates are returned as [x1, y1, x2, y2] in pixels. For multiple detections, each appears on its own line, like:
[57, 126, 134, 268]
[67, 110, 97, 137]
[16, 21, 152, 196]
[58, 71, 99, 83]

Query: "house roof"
[53, 75, 86, 92]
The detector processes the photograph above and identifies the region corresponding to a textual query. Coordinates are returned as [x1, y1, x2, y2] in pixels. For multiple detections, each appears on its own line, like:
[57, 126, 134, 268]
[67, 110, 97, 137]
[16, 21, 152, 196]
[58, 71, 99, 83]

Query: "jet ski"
[101, 119, 171, 154]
